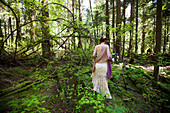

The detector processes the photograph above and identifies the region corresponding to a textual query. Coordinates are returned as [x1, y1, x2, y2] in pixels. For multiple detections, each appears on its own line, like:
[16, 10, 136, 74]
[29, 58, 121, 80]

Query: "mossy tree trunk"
[41, 0, 51, 59]
[72, 0, 76, 50]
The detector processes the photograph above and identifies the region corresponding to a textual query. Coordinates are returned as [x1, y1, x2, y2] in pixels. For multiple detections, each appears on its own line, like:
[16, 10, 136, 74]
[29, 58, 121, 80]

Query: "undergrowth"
[0, 49, 169, 113]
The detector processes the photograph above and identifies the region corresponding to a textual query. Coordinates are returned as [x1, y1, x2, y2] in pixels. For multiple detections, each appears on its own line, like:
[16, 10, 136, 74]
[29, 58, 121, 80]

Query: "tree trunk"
[106, 0, 110, 46]
[141, 27, 145, 54]
[122, 0, 126, 59]
[41, 0, 51, 59]
[27, 1, 35, 51]
[9, 17, 13, 46]
[153, 15, 156, 50]
[72, 0, 76, 50]
[116, 0, 121, 60]
[163, 15, 167, 53]
[128, 0, 133, 57]
[67, 0, 70, 50]
[141, 8, 145, 54]
[141, 28, 145, 54]
[4, 21, 7, 40]
[135, 0, 138, 53]
[89, 0, 96, 45]
[18, 15, 21, 41]
[78, 0, 82, 48]
[112, 0, 115, 52]
[167, 17, 169, 51]
[153, 0, 162, 82]
[0, 19, 3, 50]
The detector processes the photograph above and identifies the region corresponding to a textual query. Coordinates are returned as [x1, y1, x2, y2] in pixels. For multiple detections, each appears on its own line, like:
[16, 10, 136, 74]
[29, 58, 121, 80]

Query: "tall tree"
[141, 7, 146, 54]
[41, 0, 51, 59]
[8, 17, 13, 46]
[4, 21, 7, 40]
[27, 0, 35, 50]
[0, 19, 3, 50]
[152, 14, 156, 50]
[128, 0, 133, 60]
[122, 0, 126, 59]
[78, 0, 82, 48]
[106, 0, 110, 45]
[163, 12, 168, 53]
[112, 0, 115, 52]
[135, 0, 138, 53]
[153, 0, 162, 82]
[72, 0, 76, 50]
[167, 17, 169, 52]
[89, 0, 96, 45]
[116, 0, 121, 59]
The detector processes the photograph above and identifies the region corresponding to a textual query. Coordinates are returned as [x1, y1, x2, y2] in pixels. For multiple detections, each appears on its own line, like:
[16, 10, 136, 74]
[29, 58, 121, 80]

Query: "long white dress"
[92, 44, 112, 99]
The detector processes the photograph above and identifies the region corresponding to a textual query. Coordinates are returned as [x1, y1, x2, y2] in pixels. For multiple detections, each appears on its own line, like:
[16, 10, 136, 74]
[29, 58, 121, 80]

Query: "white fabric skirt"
[92, 62, 112, 99]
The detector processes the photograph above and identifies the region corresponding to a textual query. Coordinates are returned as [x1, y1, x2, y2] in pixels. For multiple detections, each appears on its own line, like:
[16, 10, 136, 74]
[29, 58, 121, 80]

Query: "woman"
[92, 37, 113, 99]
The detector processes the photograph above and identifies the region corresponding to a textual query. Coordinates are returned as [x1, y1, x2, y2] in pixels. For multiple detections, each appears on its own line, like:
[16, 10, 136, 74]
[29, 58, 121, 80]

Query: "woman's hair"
[100, 37, 107, 43]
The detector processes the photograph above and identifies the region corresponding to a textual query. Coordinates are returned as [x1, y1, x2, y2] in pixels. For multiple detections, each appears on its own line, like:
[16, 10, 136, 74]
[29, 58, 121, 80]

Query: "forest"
[0, 0, 169, 112]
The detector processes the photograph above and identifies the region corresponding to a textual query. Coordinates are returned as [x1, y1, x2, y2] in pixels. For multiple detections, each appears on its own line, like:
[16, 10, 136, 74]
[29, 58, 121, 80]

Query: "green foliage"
[11, 67, 31, 77]
[76, 86, 118, 113]
[8, 94, 49, 113]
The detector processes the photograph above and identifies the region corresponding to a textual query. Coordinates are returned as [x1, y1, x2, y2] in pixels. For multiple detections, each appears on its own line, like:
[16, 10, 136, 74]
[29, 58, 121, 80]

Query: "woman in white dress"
[92, 37, 113, 99]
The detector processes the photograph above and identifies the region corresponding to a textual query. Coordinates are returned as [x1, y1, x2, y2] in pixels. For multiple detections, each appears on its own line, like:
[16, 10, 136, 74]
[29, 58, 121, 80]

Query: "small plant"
[8, 95, 50, 113]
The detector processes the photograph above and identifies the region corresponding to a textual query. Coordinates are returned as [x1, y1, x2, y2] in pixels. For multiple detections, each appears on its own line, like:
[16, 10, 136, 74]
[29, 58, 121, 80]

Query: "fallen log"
[0, 70, 57, 97]
[122, 98, 133, 102]
[119, 84, 137, 92]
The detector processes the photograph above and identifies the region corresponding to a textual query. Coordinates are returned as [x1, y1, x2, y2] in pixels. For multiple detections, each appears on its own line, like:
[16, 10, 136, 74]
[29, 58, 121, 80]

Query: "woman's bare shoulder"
[103, 44, 109, 48]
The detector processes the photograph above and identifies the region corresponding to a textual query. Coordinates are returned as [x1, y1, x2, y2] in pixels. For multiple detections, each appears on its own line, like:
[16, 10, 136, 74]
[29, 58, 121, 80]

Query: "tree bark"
[112, 0, 115, 52]
[27, 0, 35, 51]
[9, 17, 13, 45]
[122, 0, 126, 59]
[153, 15, 156, 50]
[106, 0, 110, 46]
[116, 0, 121, 60]
[128, 0, 133, 57]
[4, 21, 7, 40]
[41, 0, 51, 59]
[163, 15, 167, 53]
[153, 0, 162, 82]
[167, 17, 169, 51]
[18, 14, 21, 41]
[78, 0, 82, 48]
[72, 0, 76, 50]
[0, 19, 3, 50]
[141, 7, 146, 54]
[135, 0, 138, 53]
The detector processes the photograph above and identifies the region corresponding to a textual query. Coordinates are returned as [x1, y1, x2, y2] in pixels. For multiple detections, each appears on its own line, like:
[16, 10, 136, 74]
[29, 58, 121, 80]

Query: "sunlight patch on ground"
[113, 63, 169, 78]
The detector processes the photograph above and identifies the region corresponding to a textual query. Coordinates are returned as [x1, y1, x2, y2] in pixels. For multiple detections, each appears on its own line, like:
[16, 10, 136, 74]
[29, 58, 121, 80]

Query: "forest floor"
[0, 53, 170, 113]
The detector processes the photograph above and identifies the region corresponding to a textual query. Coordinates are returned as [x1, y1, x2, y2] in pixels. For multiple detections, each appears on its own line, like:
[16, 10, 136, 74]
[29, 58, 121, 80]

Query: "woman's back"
[95, 44, 107, 55]
[93, 44, 111, 63]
